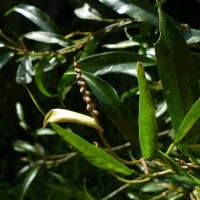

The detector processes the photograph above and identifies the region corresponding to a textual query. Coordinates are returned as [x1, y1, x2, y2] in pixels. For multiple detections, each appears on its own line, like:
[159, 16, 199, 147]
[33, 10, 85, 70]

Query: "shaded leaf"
[0, 52, 14, 70]
[34, 62, 55, 97]
[156, 150, 200, 185]
[155, 8, 198, 132]
[19, 165, 41, 200]
[50, 123, 133, 176]
[137, 62, 157, 159]
[16, 56, 33, 84]
[99, 0, 158, 25]
[24, 31, 70, 47]
[83, 180, 95, 200]
[75, 3, 103, 21]
[83, 72, 140, 154]
[13, 140, 36, 153]
[6, 4, 60, 33]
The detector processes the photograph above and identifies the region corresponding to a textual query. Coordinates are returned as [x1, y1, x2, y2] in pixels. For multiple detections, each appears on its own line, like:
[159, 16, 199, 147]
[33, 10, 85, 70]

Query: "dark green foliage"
[2, 0, 200, 199]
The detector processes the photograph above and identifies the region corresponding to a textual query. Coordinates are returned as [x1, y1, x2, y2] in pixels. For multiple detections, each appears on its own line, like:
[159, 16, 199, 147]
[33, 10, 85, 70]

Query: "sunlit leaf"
[0, 52, 14, 70]
[102, 40, 140, 49]
[175, 98, 200, 145]
[43, 109, 102, 133]
[51, 123, 133, 176]
[19, 165, 41, 200]
[36, 128, 56, 136]
[74, 3, 103, 21]
[5, 4, 60, 33]
[16, 56, 33, 84]
[24, 31, 70, 47]
[99, 0, 158, 25]
[137, 62, 157, 159]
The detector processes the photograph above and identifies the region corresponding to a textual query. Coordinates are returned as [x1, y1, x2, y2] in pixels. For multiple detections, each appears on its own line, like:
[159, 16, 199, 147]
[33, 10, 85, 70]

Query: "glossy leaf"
[175, 98, 200, 144]
[82, 72, 140, 153]
[0, 52, 14, 70]
[99, 0, 158, 25]
[6, 4, 60, 33]
[13, 140, 36, 153]
[102, 40, 140, 49]
[43, 109, 103, 133]
[155, 8, 198, 132]
[137, 62, 157, 159]
[58, 51, 155, 95]
[184, 28, 200, 44]
[24, 31, 70, 47]
[16, 56, 33, 84]
[74, 3, 103, 21]
[19, 165, 41, 200]
[51, 123, 133, 176]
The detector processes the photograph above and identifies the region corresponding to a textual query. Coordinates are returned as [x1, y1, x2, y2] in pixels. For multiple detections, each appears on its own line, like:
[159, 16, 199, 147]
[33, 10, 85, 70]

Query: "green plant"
[2, 1, 200, 199]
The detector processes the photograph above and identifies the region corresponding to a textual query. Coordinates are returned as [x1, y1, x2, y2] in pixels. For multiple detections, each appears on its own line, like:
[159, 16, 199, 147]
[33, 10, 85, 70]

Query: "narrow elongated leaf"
[16, 56, 33, 84]
[175, 98, 200, 144]
[6, 4, 59, 33]
[51, 123, 133, 176]
[82, 72, 140, 153]
[58, 51, 155, 95]
[156, 150, 200, 185]
[24, 31, 70, 47]
[0, 52, 14, 70]
[99, 0, 158, 25]
[19, 165, 41, 200]
[43, 109, 103, 133]
[137, 62, 157, 159]
[155, 8, 199, 132]
[34, 63, 55, 97]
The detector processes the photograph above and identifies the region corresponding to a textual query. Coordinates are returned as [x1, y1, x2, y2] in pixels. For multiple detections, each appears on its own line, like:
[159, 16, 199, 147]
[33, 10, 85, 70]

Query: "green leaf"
[16, 56, 33, 84]
[34, 62, 55, 97]
[24, 31, 70, 47]
[6, 4, 60, 33]
[83, 72, 140, 153]
[83, 180, 95, 200]
[19, 165, 41, 200]
[156, 150, 200, 185]
[99, 0, 158, 25]
[51, 123, 133, 176]
[137, 62, 157, 159]
[174, 98, 200, 147]
[58, 51, 155, 95]
[0, 52, 14, 70]
[155, 8, 198, 132]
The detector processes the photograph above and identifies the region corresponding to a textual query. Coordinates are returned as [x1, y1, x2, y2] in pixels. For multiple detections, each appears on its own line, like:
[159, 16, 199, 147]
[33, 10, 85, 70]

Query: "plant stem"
[166, 142, 176, 155]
